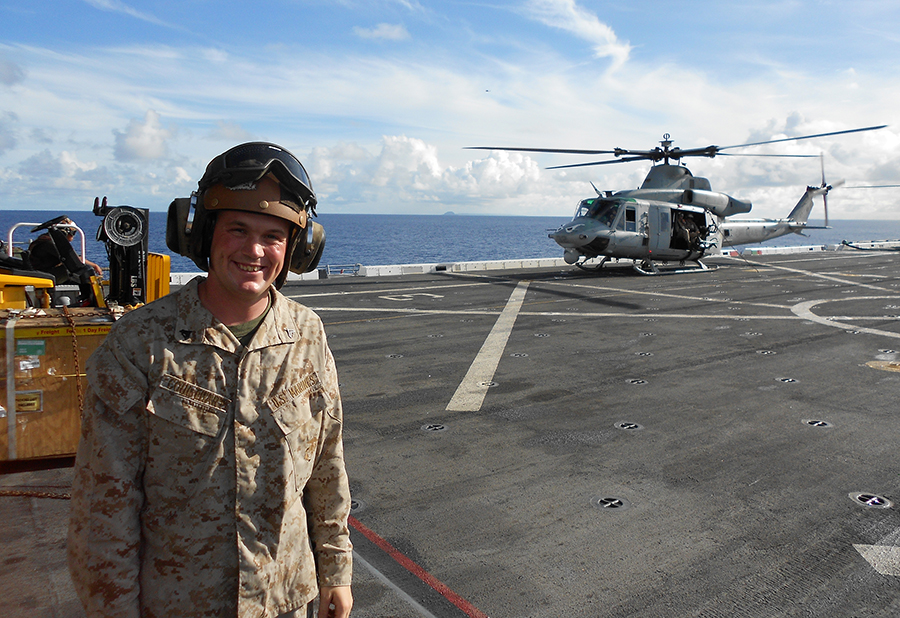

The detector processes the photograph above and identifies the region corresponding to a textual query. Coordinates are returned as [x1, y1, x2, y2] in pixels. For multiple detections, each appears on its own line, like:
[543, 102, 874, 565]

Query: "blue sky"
[1, 0, 899, 218]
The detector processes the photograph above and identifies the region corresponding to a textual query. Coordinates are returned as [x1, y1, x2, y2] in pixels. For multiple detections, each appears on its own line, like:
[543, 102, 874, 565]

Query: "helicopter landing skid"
[632, 259, 718, 276]
[575, 257, 611, 272]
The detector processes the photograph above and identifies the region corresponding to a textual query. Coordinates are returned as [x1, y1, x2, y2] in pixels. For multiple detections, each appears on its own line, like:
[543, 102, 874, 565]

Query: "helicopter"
[468, 125, 886, 274]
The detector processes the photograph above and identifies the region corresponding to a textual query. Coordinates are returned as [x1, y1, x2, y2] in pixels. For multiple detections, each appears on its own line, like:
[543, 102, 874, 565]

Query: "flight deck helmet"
[167, 142, 325, 288]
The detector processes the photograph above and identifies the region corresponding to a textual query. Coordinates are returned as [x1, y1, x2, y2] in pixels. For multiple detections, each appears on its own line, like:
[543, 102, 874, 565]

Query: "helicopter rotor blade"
[667, 147, 717, 159]
[843, 184, 900, 188]
[465, 124, 886, 168]
[817, 154, 846, 227]
[465, 146, 620, 155]
[716, 153, 820, 159]
[819, 153, 829, 227]
[820, 166, 845, 228]
[824, 154, 829, 226]
[547, 155, 650, 170]
[718, 124, 887, 152]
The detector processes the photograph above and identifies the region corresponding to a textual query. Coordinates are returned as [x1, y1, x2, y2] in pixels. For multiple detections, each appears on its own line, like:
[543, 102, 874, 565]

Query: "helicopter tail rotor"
[818, 153, 846, 228]
[820, 153, 829, 227]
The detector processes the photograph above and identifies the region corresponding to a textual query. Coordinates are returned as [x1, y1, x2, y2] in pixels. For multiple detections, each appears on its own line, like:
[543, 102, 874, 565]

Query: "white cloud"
[16, 148, 62, 180]
[0, 3, 898, 219]
[353, 23, 410, 41]
[208, 121, 254, 143]
[0, 112, 18, 154]
[82, 0, 171, 28]
[0, 56, 24, 86]
[13, 148, 108, 194]
[390, 0, 425, 11]
[306, 136, 571, 215]
[172, 166, 192, 185]
[522, 0, 631, 72]
[113, 110, 170, 162]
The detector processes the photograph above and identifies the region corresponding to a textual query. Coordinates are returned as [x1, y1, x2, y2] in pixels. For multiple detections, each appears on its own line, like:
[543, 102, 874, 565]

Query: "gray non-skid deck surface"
[3, 251, 899, 617]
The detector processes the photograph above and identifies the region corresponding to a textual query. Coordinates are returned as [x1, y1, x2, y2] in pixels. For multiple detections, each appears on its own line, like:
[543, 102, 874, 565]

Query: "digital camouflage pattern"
[68, 277, 352, 618]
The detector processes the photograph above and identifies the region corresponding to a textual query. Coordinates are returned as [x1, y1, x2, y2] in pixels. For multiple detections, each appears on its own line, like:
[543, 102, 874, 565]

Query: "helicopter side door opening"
[671, 209, 706, 251]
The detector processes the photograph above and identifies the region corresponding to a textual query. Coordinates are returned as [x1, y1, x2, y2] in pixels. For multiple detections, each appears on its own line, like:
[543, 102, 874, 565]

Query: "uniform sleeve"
[304, 344, 353, 587]
[67, 335, 149, 618]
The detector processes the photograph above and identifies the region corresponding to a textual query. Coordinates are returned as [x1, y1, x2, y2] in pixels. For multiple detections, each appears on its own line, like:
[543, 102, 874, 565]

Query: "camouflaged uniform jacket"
[68, 277, 352, 618]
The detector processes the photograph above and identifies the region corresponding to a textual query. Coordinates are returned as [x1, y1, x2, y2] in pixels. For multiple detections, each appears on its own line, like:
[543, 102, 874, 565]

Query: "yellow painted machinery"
[0, 202, 171, 466]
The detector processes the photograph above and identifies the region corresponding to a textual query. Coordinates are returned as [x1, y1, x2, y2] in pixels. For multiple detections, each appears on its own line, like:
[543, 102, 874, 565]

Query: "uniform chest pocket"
[270, 394, 323, 495]
[148, 374, 229, 437]
[271, 395, 319, 440]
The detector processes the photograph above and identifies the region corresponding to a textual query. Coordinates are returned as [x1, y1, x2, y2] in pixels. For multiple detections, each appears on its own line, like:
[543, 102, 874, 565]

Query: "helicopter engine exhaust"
[683, 189, 751, 217]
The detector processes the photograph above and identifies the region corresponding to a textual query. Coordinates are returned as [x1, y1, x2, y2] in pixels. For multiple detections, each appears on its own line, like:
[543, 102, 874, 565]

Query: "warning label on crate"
[17, 356, 40, 371]
[16, 339, 45, 356]
[15, 391, 43, 413]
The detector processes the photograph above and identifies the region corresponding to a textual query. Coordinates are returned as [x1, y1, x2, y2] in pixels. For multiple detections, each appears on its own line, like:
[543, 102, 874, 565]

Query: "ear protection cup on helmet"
[166, 197, 192, 259]
[165, 196, 217, 272]
[290, 221, 325, 274]
[186, 203, 216, 272]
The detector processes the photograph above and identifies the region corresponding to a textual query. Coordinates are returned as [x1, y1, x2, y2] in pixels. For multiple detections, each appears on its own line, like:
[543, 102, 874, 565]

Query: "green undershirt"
[227, 294, 271, 347]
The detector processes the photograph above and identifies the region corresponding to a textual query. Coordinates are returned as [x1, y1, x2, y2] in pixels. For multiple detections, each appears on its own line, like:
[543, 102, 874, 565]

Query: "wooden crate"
[0, 309, 114, 461]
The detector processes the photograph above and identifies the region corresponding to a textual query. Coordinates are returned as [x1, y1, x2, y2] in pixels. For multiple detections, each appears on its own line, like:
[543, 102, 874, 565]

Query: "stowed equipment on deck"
[0, 198, 171, 466]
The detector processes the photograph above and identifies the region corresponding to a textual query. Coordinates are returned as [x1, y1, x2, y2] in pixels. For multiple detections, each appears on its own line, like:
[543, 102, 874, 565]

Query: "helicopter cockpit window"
[574, 198, 597, 218]
[575, 198, 620, 226]
[593, 200, 620, 226]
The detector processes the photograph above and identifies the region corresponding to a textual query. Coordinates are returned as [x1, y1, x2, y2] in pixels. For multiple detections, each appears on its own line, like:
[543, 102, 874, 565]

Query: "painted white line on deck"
[312, 306, 814, 320]
[792, 297, 900, 339]
[853, 544, 900, 576]
[287, 281, 490, 299]
[353, 551, 441, 618]
[446, 281, 530, 412]
[724, 256, 900, 293]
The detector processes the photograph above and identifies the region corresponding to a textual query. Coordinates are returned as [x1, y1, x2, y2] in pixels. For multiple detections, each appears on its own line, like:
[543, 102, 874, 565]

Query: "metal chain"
[61, 306, 85, 413]
[0, 487, 71, 499]
[1, 308, 113, 320]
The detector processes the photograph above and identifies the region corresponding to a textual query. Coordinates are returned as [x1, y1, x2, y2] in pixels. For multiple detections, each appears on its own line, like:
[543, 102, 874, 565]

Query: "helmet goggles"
[198, 142, 317, 214]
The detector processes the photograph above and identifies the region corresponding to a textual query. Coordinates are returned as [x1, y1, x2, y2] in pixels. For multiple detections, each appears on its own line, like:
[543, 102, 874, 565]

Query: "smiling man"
[199, 189, 293, 323]
[67, 143, 352, 618]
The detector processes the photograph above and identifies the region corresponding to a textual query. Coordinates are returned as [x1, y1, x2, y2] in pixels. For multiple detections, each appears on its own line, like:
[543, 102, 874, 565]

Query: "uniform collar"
[175, 277, 300, 350]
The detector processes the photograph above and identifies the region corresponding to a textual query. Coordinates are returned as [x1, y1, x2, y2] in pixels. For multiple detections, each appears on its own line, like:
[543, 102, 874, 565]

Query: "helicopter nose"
[549, 224, 592, 248]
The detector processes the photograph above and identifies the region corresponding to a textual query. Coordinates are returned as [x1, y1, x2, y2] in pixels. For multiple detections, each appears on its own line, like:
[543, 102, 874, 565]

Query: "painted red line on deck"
[349, 515, 489, 618]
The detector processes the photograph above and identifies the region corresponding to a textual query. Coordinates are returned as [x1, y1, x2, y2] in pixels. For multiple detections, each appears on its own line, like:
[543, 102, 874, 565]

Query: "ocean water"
[2, 209, 900, 274]
[0, 210, 568, 273]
